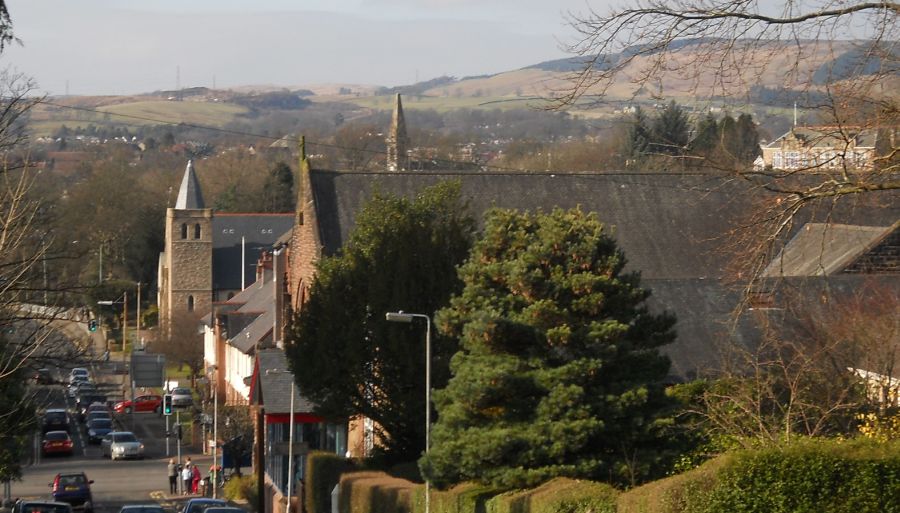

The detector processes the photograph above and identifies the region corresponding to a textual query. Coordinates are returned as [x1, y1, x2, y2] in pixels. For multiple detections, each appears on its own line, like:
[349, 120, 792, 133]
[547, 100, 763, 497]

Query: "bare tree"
[151, 310, 203, 387]
[561, 1, 899, 284]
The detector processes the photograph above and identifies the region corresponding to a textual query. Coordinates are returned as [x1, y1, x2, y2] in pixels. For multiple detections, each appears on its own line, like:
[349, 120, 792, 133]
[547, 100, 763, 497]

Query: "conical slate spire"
[175, 159, 205, 209]
[386, 93, 410, 171]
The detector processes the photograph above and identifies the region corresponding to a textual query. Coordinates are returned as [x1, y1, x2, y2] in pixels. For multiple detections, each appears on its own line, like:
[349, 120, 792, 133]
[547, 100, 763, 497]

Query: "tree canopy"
[421, 208, 677, 489]
[285, 181, 475, 462]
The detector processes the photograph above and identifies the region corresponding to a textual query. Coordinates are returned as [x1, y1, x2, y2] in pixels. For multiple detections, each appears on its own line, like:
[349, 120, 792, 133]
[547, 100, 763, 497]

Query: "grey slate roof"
[211, 214, 293, 291]
[254, 349, 316, 414]
[218, 272, 276, 354]
[763, 223, 896, 277]
[307, 170, 899, 379]
[175, 160, 205, 209]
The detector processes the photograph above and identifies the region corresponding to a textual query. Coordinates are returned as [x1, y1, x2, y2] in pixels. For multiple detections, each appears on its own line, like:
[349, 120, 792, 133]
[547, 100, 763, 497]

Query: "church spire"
[386, 93, 410, 171]
[175, 159, 205, 210]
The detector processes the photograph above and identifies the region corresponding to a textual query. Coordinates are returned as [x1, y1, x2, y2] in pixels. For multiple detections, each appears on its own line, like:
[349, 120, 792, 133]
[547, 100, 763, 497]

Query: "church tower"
[385, 93, 410, 171]
[161, 160, 213, 329]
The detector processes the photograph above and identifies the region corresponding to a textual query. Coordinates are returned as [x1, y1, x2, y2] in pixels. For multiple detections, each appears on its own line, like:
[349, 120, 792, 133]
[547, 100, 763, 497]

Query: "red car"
[42, 431, 74, 456]
[113, 395, 162, 414]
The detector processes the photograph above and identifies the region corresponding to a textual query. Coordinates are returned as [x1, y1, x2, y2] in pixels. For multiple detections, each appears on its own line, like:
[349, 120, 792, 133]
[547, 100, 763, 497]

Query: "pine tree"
[263, 161, 294, 213]
[689, 112, 720, 161]
[285, 181, 474, 462]
[422, 208, 676, 489]
[625, 106, 651, 167]
[735, 113, 761, 165]
[650, 101, 689, 156]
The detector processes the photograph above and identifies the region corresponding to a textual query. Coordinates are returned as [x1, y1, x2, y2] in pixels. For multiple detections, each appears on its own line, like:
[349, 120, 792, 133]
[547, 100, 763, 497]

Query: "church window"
[180, 223, 188, 239]
[194, 223, 201, 239]
[187, 295, 194, 312]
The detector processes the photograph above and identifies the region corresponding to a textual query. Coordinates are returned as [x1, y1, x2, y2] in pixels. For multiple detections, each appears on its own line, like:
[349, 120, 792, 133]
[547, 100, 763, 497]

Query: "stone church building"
[157, 160, 294, 331]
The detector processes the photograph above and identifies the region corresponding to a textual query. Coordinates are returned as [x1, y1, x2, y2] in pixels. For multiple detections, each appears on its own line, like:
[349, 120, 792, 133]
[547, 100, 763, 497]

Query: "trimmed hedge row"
[306, 451, 359, 513]
[326, 439, 900, 513]
[619, 438, 900, 513]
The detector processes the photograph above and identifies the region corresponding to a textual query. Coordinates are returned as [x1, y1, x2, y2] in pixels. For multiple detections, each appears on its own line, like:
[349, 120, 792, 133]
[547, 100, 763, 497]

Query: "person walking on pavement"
[167, 459, 178, 495]
[182, 462, 193, 495]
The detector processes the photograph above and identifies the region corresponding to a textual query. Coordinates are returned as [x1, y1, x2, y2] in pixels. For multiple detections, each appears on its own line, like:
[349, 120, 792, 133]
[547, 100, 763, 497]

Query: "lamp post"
[385, 311, 432, 513]
[208, 365, 219, 499]
[267, 369, 295, 513]
[98, 292, 129, 424]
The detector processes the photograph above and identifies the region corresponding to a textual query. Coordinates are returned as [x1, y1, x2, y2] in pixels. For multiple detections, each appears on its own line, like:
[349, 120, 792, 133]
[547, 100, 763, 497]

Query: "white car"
[69, 368, 90, 383]
[170, 387, 193, 407]
[101, 431, 144, 460]
[67, 381, 96, 399]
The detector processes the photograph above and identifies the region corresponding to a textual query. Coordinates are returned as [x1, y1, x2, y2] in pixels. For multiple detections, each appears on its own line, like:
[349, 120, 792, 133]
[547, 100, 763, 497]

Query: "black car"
[42, 409, 70, 434]
[33, 368, 53, 385]
[76, 395, 107, 422]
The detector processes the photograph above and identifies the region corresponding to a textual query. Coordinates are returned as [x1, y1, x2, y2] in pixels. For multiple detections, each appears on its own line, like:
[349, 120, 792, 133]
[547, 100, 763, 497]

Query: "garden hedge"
[306, 451, 358, 513]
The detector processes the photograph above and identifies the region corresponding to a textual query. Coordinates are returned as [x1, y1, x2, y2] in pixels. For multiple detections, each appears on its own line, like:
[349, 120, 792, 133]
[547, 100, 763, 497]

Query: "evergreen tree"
[422, 208, 676, 489]
[689, 112, 720, 159]
[285, 181, 474, 462]
[263, 161, 294, 213]
[650, 101, 689, 156]
[625, 106, 651, 167]
[735, 113, 761, 165]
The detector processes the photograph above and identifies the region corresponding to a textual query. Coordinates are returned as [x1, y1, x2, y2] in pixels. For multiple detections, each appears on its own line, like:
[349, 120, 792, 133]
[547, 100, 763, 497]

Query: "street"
[11, 358, 213, 512]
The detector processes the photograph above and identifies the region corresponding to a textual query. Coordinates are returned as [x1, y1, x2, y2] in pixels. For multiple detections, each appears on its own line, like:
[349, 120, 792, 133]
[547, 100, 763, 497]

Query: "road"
[11, 361, 215, 513]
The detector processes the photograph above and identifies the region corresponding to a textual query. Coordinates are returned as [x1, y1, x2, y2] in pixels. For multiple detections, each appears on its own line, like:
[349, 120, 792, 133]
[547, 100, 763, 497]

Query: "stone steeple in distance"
[385, 93, 410, 172]
[175, 159, 205, 209]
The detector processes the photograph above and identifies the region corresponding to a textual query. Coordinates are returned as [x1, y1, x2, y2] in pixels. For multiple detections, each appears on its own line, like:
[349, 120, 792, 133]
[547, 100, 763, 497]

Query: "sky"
[2, 0, 601, 96]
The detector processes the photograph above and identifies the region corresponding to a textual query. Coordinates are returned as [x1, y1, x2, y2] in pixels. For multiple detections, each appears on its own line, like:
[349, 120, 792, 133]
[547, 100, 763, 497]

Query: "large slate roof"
[212, 214, 294, 291]
[254, 349, 316, 414]
[307, 170, 899, 379]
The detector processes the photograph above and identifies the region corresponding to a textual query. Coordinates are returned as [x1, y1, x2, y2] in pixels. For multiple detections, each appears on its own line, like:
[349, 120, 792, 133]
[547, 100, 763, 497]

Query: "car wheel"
[154, 405, 162, 414]
[84, 501, 92, 513]
[124, 406, 132, 414]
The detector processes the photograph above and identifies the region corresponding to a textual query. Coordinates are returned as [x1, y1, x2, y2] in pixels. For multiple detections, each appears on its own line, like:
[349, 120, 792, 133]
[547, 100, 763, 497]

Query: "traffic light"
[163, 394, 173, 416]
[88, 319, 98, 332]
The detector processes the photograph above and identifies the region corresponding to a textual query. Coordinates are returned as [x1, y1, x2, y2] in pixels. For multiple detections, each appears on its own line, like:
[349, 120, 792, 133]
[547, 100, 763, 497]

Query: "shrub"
[223, 474, 258, 510]
[339, 471, 415, 513]
[306, 451, 357, 513]
[486, 478, 617, 513]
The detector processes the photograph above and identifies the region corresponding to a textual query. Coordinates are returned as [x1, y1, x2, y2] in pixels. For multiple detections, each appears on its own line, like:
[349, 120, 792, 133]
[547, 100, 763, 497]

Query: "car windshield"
[88, 413, 111, 420]
[112, 433, 138, 443]
[120, 508, 165, 513]
[44, 412, 67, 422]
[20, 504, 72, 513]
[57, 474, 86, 486]
[186, 501, 226, 513]
[173, 388, 190, 395]
[90, 420, 112, 429]
[45, 432, 69, 441]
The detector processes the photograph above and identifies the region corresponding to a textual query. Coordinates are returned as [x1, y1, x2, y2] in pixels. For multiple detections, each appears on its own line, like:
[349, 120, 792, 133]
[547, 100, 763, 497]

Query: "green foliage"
[431, 483, 498, 513]
[650, 101, 689, 156]
[423, 207, 677, 489]
[486, 478, 618, 513]
[625, 106, 651, 166]
[222, 474, 258, 510]
[0, 342, 37, 481]
[618, 439, 900, 513]
[263, 161, 294, 213]
[286, 181, 475, 462]
[306, 451, 358, 513]
[340, 471, 416, 513]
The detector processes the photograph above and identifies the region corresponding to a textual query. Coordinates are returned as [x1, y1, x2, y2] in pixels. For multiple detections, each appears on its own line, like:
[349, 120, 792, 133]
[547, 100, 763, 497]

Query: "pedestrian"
[191, 463, 201, 494]
[167, 458, 177, 495]
[182, 463, 193, 495]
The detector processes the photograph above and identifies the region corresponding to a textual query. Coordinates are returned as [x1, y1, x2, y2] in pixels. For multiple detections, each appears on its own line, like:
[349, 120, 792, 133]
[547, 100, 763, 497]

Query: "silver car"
[170, 387, 193, 407]
[101, 431, 144, 460]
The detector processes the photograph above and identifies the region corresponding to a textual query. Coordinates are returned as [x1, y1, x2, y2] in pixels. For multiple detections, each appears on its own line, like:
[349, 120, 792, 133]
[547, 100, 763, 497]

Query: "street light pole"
[385, 311, 432, 513]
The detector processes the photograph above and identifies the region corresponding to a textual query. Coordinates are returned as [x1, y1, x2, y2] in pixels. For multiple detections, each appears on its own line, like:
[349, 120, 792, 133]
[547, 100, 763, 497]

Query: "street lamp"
[267, 369, 295, 513]
[385, 311, 432, 513]
[97, 292, 127, 359]
[208, 365, 219, 499]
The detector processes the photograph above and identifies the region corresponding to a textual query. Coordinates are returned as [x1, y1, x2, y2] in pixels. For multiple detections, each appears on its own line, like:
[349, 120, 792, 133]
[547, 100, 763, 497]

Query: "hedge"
[486, 478, 618, 513]
[619, 438, 900, 513]
[339, 471, 417, 513]
[306, 451, 358, 513]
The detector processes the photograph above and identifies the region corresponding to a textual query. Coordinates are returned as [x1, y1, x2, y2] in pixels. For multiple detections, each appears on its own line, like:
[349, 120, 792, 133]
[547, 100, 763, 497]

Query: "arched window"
[180, 223, 188, 239]
[194, 223, 201, 239]
[187, 295, 194, 312]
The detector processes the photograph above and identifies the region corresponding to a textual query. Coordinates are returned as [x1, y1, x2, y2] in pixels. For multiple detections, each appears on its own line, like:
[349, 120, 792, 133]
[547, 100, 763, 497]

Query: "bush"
[486, 478, 617, 513]
[619, 438, 900, 513]
[430, 483, 497, 513]
[339, 471, 416, 513]
[222, 474, 258, 510]
[307, 451, 358, 513]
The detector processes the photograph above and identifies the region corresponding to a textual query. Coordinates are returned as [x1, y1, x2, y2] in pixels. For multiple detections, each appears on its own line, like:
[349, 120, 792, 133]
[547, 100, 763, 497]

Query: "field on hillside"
[29, 99, 250, 136]
[320, 93, 554, 113]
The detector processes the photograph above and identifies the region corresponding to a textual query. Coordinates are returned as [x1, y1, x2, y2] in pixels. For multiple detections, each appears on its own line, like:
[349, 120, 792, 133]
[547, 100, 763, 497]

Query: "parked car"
[49, 472, 93, 512]
[86, 418, 114, 444]
[204, 508, 245, 513]
[101, 431, 144, 460]
[85, 410, 112, 426]
[41, 409, 70, 434]
[113, 394, 162, 414]
[181, 499, 227, 513]
[33, 368, 53, 385]
[76, 396, 107, 422]
[41, 431, 74, 457]
[170, 387, 193, 407]
[12, 500, 73, 513]
[118, 506, 165, 513]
